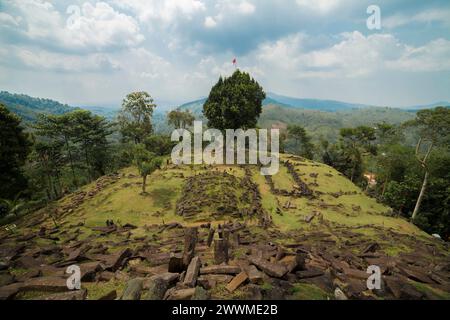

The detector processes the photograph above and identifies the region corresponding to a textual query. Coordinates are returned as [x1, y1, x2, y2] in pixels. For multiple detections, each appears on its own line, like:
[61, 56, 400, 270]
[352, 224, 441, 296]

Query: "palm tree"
[0, 193, 26, 217]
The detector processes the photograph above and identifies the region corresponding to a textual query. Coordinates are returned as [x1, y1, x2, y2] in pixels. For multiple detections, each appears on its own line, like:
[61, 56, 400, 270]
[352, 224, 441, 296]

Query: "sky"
[0, 0, 449, 108]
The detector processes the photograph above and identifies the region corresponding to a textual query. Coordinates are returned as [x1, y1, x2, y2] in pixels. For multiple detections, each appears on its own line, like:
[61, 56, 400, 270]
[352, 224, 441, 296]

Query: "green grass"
[410, 281, 450, 300]
[83, 279, 126, 300]
[260, 282, 273, 291]
[210, 284, 248, 300]
[289, 283, 331, 300]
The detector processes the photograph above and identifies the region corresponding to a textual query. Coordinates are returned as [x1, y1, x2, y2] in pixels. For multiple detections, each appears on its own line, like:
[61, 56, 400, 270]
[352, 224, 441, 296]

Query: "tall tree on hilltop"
[408, 107, 450, 221]
[118, 91, 156, 144]
[0, 103, 31, 199]
[203, 70, 265, 130]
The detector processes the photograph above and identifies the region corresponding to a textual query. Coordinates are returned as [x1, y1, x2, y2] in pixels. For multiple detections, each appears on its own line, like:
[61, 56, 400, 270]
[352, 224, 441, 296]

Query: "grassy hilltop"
[0, 154, 449, 300]
[45, 155, 417, 237]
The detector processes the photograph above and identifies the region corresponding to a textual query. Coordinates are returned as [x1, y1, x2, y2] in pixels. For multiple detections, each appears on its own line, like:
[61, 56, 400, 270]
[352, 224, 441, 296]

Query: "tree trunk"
[381, 178, 388, 197]
[411, 138, 433, 221]
[84, 145, 92, 181]
[64, 137, 77, 187]
[412, 170, 429, 221]
[142, 175, 147, 194]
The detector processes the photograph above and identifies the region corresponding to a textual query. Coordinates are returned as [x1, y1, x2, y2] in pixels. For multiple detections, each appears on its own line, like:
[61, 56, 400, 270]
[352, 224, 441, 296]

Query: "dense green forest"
[0, 91, 75, 123]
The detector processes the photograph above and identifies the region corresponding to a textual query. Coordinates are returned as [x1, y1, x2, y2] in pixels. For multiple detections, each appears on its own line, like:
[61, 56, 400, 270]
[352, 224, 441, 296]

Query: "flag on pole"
[232, 57, 237, 66]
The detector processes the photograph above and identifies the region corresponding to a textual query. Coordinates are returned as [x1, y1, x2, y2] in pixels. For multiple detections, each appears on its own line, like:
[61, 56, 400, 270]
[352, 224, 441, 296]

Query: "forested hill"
[178, 98, 418, 142]
[0, 91, 76, 122]
[259, 104, 417, 142]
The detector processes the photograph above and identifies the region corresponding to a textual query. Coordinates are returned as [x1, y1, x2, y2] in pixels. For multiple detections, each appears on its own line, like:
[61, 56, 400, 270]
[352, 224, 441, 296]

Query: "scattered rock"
[207, 228, 215, 247]
[214, 239, 229, 265]
[0, 273, 15, 287]
[248, 256, 288, 278]
[0, 283, 23, 300]
[243, 284, 263, 300]
[244, 265, 264, 284]
[0, 261, 9, 271]
[200, 265, 241, 275]
[296, 269, 324, 279]
[16, 269, 41, 282]
[121, 278, 143, 300]
[98, 290, 117, 300]
[183, 256, 201, 287]
[362, 243, 380, 254]
[166, 287, 196, 300]
[144, 272, 180, 300]
[182, 227, 198, 267]
[197, 274, 233, 289]
[80, 261, 102, 282]
[192, 286, 210, 300]
[226, 271, 248, 293]
[168, 254, 184, 273]
[40, 289, 87, 300]
[334, 287, 348, 300]
[104, 248, 132, 271]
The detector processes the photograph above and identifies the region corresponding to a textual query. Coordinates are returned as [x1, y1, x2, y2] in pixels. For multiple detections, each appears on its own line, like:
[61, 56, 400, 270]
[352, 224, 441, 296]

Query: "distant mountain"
[177, 95, 293, 115]
[266, 92, 371, 111]
[0, 91, 172, 135]
[178, 98, 207, 115]
[177, 94, 372, 114]
[403, 101, 450, 111]
[0, 91, 76, 122]
[177, 94, 416, 142]
[178, 93, 449, 114]
[79, 105, 120, 120]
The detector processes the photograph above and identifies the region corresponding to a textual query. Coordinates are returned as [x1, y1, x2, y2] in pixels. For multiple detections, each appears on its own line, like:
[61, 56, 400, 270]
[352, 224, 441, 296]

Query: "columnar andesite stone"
[182, 227, 198, 267]
[214, 239, 229, 265]
[183, 256, 201, 287]
[207, 228, 215, 247]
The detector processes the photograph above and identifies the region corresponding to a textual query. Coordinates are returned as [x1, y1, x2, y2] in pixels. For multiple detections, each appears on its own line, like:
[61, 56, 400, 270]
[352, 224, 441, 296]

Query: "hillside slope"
[260, 104, 415, 141]
[0, 91, 76, 122]
[0, 155, 449, 300]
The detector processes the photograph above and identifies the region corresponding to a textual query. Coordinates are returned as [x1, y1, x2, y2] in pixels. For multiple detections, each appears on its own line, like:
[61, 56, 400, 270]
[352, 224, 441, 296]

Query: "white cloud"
[236, 1, 256, 15]
[256, 31, 450, 79]
[1, 0, 144, 52]
[4, 46, 119, 72]
[202, 0, 256, 28]
[389, 38, 450, 72]
[121, 48, 172, 80]
[112, 0, 206, 24]
[384, 9, 450, 29]
[0, 12, 21, 27]
[296, 0, 343, 13]
[204, 16, 217, 28]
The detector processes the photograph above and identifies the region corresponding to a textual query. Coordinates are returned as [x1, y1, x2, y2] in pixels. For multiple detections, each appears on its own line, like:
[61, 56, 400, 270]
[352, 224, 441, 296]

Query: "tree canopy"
[118, 91, 156, 143]
[0, 103, 31, 199]
[167, 110, 195, 129]
[203, 70, 266, 130]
